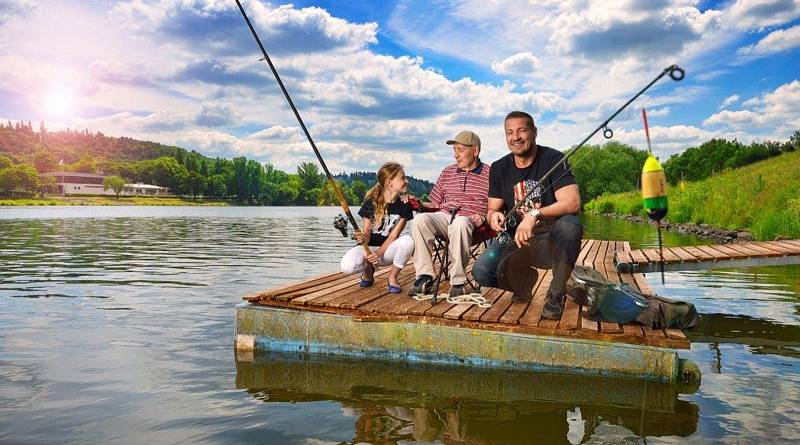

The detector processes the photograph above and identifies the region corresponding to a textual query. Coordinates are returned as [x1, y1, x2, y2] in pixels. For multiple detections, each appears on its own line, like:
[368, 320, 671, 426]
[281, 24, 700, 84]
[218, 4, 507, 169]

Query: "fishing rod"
[496, 64, 684, 245]
[234, 0, 370, 255]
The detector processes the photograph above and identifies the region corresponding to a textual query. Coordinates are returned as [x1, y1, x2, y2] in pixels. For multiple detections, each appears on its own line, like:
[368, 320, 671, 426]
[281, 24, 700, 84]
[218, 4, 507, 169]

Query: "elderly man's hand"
[469, 213, 485, 227]
[514, 215, 537, 248]
[488, 211, 505, 232]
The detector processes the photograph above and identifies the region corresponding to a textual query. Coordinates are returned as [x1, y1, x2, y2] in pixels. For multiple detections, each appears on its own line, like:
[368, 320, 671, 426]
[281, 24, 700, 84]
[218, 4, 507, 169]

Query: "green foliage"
[181, 171, 206, 199]
[570, 141, 648, 202]
[586, 150, 800, 240]
[0, 153, 12, 169]
[67, 156, 97, 173]
[297, 162, 323, 190]
[0, 163, 39, 195]
[102, 175, 126, 199]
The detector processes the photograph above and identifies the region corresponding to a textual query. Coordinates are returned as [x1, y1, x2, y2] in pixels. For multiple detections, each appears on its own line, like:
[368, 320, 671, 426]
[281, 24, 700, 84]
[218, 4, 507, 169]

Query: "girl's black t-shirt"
[358, 198, 414, 246]
[488, 145, 577, 234]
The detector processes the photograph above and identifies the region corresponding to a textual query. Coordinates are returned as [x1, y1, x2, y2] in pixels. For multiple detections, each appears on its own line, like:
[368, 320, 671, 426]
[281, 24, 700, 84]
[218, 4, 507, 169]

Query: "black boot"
[541, 291, 566, 320]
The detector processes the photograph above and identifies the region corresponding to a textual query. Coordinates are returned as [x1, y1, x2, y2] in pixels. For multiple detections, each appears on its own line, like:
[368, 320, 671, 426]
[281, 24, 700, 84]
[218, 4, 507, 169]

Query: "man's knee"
[472, 255, 493, 286]
[552, 214, 583, 241]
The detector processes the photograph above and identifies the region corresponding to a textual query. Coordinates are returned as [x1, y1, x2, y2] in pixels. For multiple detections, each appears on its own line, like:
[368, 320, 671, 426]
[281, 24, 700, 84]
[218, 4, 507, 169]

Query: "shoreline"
[0, 196, 233, 206]
[594, 212, 756, 244]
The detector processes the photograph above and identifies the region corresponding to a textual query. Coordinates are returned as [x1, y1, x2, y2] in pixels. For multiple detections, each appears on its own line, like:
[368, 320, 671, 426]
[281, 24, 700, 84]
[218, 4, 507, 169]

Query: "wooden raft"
[244, 239, 689, 350]
[616, 240, 800, 273]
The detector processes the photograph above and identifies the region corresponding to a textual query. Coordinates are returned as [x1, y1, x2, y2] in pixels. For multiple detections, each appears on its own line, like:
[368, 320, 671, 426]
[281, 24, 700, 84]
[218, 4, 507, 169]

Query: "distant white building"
[40, 172, 170, 196]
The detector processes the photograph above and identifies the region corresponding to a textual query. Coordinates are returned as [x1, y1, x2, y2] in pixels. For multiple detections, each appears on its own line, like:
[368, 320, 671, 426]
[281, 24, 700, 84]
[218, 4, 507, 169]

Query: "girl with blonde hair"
[340, 162, 415, 293]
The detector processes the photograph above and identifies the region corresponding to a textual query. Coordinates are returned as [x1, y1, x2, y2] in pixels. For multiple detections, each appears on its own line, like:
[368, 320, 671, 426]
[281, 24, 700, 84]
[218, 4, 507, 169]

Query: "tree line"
[2, 120, 798, 203]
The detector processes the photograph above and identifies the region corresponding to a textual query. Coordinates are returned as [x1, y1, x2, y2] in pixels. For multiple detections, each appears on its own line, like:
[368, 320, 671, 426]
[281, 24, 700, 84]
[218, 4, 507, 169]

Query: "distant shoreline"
[0, 196, 232, 206]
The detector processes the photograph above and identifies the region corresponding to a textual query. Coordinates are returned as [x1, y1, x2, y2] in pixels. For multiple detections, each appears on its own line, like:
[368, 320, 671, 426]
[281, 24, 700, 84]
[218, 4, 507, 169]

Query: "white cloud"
[703, 80, 800, 136]
[0, 0, 35, 27]
[720, 94, 740, 109]
[491, 52, 541, 76]
[737, 25, 800, 58]
[723, 0, 800, 31]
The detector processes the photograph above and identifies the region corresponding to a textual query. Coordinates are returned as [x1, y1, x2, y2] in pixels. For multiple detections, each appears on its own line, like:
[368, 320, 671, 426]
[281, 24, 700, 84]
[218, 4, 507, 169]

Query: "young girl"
[340, 162, 415, 293]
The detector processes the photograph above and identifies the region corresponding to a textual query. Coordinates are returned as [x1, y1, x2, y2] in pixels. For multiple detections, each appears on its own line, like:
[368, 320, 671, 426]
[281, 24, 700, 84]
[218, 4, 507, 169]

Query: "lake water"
[1, 206, 798, 444]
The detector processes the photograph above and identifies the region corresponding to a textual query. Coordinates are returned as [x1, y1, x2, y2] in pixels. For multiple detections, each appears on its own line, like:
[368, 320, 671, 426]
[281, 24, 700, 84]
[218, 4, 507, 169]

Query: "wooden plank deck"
[615, 240, 800, 273]
[244, 239, 690, 350]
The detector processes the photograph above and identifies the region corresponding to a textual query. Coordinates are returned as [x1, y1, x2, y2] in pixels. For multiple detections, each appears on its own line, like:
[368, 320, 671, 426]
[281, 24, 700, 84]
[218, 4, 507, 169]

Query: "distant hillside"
[0, 121, 208, 170]
[336, 171, 433, 199]
[0, 121, 433, 203]
[586, 150, 800, 240]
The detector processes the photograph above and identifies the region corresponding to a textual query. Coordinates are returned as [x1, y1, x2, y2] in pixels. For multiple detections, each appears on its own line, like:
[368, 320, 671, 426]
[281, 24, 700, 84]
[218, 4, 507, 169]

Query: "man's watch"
[528, 208, 542, 221]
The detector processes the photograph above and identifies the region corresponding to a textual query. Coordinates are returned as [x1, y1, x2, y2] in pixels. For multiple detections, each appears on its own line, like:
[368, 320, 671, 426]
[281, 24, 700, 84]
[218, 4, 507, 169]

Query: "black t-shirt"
[488, 145, 577, 234]
[358, 198, 414, 246]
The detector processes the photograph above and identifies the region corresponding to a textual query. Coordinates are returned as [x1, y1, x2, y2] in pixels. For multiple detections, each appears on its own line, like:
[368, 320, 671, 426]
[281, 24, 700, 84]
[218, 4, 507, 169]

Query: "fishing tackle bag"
[566, 265, 699, 330]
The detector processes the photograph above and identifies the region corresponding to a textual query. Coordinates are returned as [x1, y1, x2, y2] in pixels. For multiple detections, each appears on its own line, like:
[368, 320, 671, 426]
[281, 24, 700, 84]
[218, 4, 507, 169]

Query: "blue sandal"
[359, 278, 375, 288]
[388, 284, 402, 293]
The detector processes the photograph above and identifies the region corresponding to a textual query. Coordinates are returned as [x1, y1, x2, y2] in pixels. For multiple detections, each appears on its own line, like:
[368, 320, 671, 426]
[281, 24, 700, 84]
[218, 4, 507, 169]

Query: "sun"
[45, 89, 75, 117]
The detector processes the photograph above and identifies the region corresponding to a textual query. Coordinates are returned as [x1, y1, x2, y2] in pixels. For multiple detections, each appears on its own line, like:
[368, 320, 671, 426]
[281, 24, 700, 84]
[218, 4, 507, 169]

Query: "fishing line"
[496, 64, 684, 245]
[234, 0, 370, 255]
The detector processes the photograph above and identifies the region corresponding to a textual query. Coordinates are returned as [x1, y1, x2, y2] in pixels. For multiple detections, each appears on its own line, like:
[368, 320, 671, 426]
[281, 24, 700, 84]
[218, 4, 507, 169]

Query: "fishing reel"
[333, 214, 349, 238]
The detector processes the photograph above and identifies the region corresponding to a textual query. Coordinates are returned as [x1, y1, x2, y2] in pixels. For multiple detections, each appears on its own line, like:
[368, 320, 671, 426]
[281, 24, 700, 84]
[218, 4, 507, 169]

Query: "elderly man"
[409, 130, 491, 297]
[472, 111, 583, 320]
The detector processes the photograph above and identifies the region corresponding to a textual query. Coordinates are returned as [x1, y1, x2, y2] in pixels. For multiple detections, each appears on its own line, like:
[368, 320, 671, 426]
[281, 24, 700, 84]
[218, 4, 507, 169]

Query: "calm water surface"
[1, 207, 798, 444]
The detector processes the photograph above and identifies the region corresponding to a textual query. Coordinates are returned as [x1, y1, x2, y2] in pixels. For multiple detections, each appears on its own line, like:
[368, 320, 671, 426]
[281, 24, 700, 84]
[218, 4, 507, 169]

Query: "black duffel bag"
[566, 265, 699, 330]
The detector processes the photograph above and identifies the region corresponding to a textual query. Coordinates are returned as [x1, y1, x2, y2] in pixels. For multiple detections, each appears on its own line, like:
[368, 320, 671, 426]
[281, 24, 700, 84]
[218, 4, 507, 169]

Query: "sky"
[0, 0, 798, 180]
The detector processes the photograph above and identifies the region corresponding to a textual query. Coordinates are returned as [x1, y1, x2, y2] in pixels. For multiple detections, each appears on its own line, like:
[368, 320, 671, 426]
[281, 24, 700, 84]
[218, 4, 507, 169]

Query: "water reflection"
[1, 208, 798, 444]
[236, 354, 699, 444]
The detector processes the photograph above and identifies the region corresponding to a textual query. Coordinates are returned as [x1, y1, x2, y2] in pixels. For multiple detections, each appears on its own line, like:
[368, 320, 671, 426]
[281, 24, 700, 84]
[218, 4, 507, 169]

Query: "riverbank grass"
[0, 195, 232, 206]
[585, 150, 800, 241]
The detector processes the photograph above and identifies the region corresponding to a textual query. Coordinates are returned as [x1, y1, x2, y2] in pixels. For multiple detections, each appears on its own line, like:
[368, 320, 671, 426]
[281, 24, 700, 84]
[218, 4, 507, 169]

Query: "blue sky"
[0, 0, 798, 180]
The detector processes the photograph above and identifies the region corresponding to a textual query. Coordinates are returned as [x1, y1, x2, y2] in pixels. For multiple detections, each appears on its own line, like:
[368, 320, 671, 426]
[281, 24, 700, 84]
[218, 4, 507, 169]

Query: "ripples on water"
[1, 207, 798, 444]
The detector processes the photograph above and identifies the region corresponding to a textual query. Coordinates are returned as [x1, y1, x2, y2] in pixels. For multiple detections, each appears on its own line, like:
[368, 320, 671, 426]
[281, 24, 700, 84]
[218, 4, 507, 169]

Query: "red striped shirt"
[428, 161, 490, 217]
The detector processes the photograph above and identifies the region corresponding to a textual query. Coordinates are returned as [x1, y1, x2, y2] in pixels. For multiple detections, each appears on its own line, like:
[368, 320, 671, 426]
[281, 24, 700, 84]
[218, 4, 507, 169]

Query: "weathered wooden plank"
[576, 239, 596, 266]
[406, 282, 452, 316]
[749, 241, 795, 255]
[628, 247, 649, 265]
[600, 321, 624, 334]
[762, 241, 800, 254]
[723, 243, 776, 258]
[498, 267, 547, 325]
[340, 271, 418, 311]
[706, 244, 751, 259]
[675, 246, 714, 261]
[479, 292, 514, 323]
[558, 297, 582, 330]
[622, 323, 645, 337]
[665, 328, 687, 340]
[249, 270, 343, 300]
[667, 246, 699, 262]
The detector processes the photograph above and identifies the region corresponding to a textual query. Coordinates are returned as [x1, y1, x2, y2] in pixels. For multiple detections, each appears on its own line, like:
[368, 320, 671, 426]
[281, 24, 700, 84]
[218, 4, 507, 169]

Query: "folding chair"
[409, 198, 496, 303]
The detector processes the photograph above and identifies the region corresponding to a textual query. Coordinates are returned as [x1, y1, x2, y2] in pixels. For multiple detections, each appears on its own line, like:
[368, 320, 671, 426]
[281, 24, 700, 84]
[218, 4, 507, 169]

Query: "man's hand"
[469, 213, 485, 227]
[514, 214, 538, 248]
[488, 210, 505, 232]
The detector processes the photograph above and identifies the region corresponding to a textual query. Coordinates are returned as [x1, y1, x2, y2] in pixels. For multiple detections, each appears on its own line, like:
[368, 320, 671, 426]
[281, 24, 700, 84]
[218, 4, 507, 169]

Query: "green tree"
[351, 179, 367, 203]
[0, 164, 39, 195]
[181, 171, 206, 199]
[206, 174, 227, 198]
[297, 162, 323, 190]
[32, 150, 58, 172]
[68, 156, 98, 174]
[0, 153, 12, 170]
[103, 175, 126, 199]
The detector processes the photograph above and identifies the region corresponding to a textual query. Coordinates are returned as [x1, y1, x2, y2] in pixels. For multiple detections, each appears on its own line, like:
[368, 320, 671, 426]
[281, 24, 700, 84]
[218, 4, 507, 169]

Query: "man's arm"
[515, 184, 581, 247]
[539, 183, 581, 218]
[486, 197, 506, 232]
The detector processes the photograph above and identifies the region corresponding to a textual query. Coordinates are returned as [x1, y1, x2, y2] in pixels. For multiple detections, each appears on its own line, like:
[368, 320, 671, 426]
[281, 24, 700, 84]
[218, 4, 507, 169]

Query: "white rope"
[411, 292, 492, 308]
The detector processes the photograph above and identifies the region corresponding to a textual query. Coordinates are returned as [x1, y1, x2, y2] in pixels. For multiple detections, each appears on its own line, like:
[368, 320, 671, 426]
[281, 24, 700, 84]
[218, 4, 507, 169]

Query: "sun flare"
[45, 89, 75, 117]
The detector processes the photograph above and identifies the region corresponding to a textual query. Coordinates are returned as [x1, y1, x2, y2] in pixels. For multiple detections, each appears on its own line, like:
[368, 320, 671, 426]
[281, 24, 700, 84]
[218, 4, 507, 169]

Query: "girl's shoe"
[360, 278, 375, 288]
[388, 284, 402, 293]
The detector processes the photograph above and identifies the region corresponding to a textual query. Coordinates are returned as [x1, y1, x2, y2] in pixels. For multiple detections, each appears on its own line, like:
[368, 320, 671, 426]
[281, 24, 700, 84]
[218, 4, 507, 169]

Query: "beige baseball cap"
[446, 130, 481, 148]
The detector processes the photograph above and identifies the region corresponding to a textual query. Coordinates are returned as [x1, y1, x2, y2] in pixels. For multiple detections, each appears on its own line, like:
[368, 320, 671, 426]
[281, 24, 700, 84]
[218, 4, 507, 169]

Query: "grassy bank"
[585, 150, 800, 241]
[0, 195, 232, 206]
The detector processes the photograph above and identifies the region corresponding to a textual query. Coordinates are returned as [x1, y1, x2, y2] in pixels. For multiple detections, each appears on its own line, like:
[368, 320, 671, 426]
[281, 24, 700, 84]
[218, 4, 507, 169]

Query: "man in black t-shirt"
[473, 111, 583, 320]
